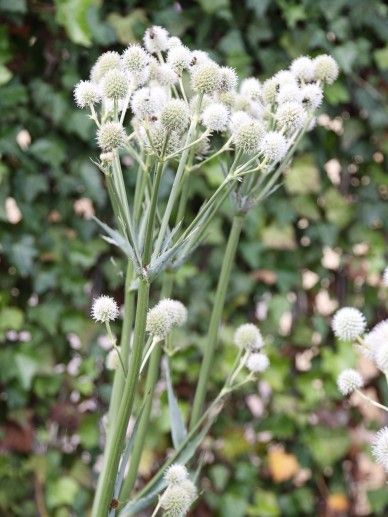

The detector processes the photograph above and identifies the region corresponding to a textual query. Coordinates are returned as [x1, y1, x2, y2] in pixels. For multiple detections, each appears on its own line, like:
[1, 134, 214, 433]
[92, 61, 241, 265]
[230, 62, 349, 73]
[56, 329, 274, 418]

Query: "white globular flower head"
[218, 66, 238, 92]
[167, 36, 183, 49]
[105, 348, 120, 370]
[167, 45, 192, 74]
[201, 103, 229, 132]
[383, 267, 388, 287]
[160, 99, 190, 133]
[164, 464, 188, 485]
[260, 131, 288, 162]
[91, 51, 121, 82]
[301, 83, 323, 110]
[332, 307, 366, 341]
[229, 111, 251, 132]
[240, 77, 261, 101]
[314, 54, 339, 84]
[143, 123, 180, 157]
[274, 70, 298, 86]
[154, 63, 179, 86]
[160, 485, 192, 517]
[277, 83, 303, 105]
[337, 368, 363, 396]
[276, 101, 307, 134]
[190, 50, 210, 68]
[97, 122, 127, 151]
[191, 62, 222, 94]
[121, 44, 149, 73]
[157, 299, 187, 327]
[130, 86, 166, 119]
[233, 120, 265, 154]
[262, 77, 279, 105]
[363, 320, 388, 360]
[144, 25, 169, 54]
[74, 80, 101, 108]
[372, 427, 388, 472]
[375, 345, 388, 373]
[246, 352, 270, 373]
[290, 56, 315, 82]
[146, 303, 173, 339]
[181, 479, 197, 503]
[234, 323, 263, 351]
[91, 295, 119, 323]
[102, 69, 129, 100]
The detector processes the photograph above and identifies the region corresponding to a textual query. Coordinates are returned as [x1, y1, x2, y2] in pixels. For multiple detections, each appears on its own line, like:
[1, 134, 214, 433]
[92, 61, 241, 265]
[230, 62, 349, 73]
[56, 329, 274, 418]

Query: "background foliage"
[0, 0, 387, 515]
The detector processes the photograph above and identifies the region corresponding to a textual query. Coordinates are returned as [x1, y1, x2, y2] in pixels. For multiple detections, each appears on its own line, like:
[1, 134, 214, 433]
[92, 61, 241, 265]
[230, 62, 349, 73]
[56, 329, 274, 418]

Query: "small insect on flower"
[74, 80, 101, 109]
[233, 120, 265, 154]
[260, 131, 288, 162]
[97, 122, 127, 151]
[164, 464, 189, 485]
[157, 299, 187, 327]
[144, 25, 169, 54]
[301, 83, 323, 110]
[337, 368, 363, 396]
[201, 103, 229, 132]
[332, 307, 366, 341]
[160, 99, 190, 133]
[218, 66, 238, 92]
[313, 54, 339, 84]
[246, 352, 270, 373]
[372, 427, 388, 472]
[234, 323, 264, 351]
[91, 295, 119, 323]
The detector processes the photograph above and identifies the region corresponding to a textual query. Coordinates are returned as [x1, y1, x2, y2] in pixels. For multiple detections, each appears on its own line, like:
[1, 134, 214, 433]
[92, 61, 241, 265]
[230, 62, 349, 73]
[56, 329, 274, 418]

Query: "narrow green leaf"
[163, 357, 187, 450]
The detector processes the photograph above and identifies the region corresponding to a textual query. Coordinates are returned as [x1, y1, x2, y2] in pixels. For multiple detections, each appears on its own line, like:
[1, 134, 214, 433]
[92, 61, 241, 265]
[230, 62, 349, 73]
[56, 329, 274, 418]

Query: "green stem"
[189, 213, 244, 429]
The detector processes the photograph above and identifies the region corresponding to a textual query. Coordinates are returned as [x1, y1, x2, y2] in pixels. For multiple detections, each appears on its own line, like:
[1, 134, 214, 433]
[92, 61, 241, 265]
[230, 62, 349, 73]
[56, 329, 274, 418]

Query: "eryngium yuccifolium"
[144, 124, 180, 156]
[100, 151, 114, 163]
[260, 131, 288, 162]
[181, 479, 197, 503]
[102, 69, 129, 100]
[167, 36, 182, 49]
[190, 50, 211, 68]
[160, 99, 190, 133]
[91, 51, 121, 82]
[274, 70, 298, 86]
[167, 45, 192, 74]
[130, 86, 166, 118]
[164, 464, 189, 485]
[219, 66, 238, 92]
[229, 111, 251, 132]
[201, 103, 229, 131]
[121, 44, 149, 73]
[301, 83, 323, 110]
[290, 56, 315, 82]
[146, 303, 173, 339]
[157, 299, 187, 327]
[314, 54, 339, 84]
[246, 352, 270, 373]
[372, 427, 388, 472]
[74, 80, 101, 108]
[233, 120, 264, 154]
[375, 345, 388, 373]
[97, 122, 127, 150]
[191, 62, 222, 94]
[154, 63, 178, 86]
[332, 307, 366, 341]
[277, 83, 303, 105]
[234, 323, 263, 351]
[363, 320, 388, 360]
[91, 295, 119, 323]
[105, 348, 120, 370]
[337, 368, 363, 396]
[276, 102, 306, 133]
[240, 77, 261, 101]
[160, 485, 192, 517]
[262, 77, 279, 105]
[143, 25, 169, 54]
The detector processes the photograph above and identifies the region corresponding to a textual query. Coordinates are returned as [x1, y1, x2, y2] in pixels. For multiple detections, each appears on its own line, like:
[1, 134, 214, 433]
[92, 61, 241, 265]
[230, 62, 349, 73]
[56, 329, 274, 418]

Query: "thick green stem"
[189, 213, 244, 429]
[92, 279, 150, 517]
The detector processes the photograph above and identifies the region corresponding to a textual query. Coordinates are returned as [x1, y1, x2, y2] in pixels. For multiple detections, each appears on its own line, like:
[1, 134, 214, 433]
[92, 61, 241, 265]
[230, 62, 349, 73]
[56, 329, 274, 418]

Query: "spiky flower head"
[74, 80, 101, 108]
[91, 51, 121, 82]
[260, 131, 288, 162]
[332, 307, 366, 341]
[219, 66, 238, 92]
[234, 323, 263, 351]
[337, 368, 363, 396]
[301, 83, 323, 110]
[191, 62, 222, 94]
[262, 77, 279, 105]
[160, 99, 190, 133]
[91, 295, 119, 323]
[100, 151, 114, 164]
[314, 54, 339, 84]
[154, 63, 179, 86]
[276, 101, 306, 134]
[180, 479, 197, 503]
[201, 103, 229, 132]
[233, 120, 264, 154]
[383, 267, 388, 286]
[102, 69, 129, 100]
[274, 70, 297, 86]
[372, 427, 388, 472]
[97, 122, 127, 151]
[167, 45, 192, 74]
[290, 56, 315, 82]
[144, 25, 169, 54]
[229, 111, 251, 132]
[277, 84, 303, 105]
[146, 303, 173, 339]
[121, 44, 149, 73]
[106, 348, 120, 370]
[375, 345, 388, 373]
[167, 36, 183, 49]
[246, 352, 270, 373]
[164, 464, 188, 485]
[130, 86, 167, 119]
[157, 299, 187, 327]
[363, 320, 388, 360]
[190, 50, 211, 68]
[240, 77, 261, 101]
[160, 485, 192, 517]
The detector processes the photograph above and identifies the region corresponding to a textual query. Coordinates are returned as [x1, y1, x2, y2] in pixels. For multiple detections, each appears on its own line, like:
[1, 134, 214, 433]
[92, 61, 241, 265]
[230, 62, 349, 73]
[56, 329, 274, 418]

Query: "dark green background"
[0, 0, 387, 515]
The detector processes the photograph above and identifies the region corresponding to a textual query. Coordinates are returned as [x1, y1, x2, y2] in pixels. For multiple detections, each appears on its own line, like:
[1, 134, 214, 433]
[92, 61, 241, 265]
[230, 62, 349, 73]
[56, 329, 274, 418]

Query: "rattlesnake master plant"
[73, 25, 337, 516]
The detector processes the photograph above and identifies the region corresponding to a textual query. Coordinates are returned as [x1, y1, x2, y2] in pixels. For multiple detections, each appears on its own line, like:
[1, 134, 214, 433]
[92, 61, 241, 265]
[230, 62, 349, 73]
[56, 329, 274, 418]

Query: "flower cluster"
[234, 323, 269, 374]
[160, 464, 197, 516]
[146, 298, 187, 339]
